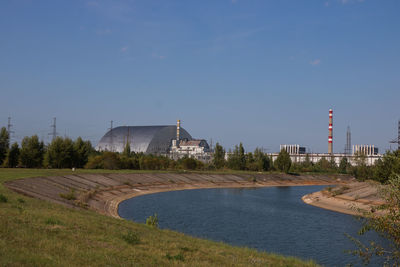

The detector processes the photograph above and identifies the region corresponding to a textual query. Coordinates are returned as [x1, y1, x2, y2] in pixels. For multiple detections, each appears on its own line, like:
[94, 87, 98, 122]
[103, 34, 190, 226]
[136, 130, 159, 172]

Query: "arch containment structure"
[96, 125, 192, 154]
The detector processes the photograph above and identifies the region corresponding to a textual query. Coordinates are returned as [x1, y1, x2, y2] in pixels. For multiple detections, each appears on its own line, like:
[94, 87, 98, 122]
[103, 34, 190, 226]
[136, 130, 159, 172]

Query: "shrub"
[348, 175, 400, 265]
[182, 157, 197, 170]
[45, 217, 63, 225]
[85, 152, 121, 169]
[166, 253, 185, 261]
[122, 230, 140, 245]
[0, 194, 8, 203]
[146, 213, 159, 228]
[59, 189, 76, 200]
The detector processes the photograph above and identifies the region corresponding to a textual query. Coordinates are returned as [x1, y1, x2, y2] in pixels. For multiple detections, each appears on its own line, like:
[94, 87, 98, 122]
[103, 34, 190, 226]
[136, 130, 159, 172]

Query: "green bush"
[166, 253, 185, 261]
[59, 189, 76, 200]
[146, 213, 159, 228]
[0, 194, 7, 203]
[45, 217, 63, 225]
[122, 231, 140, 245]
[181, 157, 197, 170]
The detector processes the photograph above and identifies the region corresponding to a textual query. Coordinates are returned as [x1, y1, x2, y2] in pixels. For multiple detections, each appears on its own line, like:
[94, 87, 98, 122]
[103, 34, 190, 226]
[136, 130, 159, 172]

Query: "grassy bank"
[0, 169, 318, 266]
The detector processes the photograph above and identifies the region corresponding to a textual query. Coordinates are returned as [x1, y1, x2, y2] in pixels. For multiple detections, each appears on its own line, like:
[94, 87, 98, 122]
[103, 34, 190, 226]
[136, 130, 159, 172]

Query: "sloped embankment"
[302, 181, 385, 216]
[5, 172, 352, 218]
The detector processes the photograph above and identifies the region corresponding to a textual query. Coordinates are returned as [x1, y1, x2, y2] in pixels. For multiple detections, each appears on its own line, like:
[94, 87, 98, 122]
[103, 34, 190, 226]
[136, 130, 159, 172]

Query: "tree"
[339, 157, 350, 174]
[348, 175, 400, 265]
[301, 154, 313, 170]
[238, 143, 246, 170]
[351, 152, 374, 181]
[73, 137, 93, 168]
[314, 157, 331, 172]
[254, 148, 270, 171]
[5, 142, 20, 168]
[374, 151, 400, 183]
[275, 149, 292, 173]
[245, 152, 255, 170]
[0, 127, 10, 166]
[85, 151, 121, 170]
[181, 157, 197, 170]
[122, 141, 131, 158]
[19, 135, 45, 168]
[213, 142, 225, 169]
[227, 143, 246, 170]
[329, 156, 338, 170]
[46, 137, 74, 168]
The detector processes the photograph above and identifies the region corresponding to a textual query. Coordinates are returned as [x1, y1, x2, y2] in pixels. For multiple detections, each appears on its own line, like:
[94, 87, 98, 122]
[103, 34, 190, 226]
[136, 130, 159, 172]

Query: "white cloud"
[310, 59, 321, 66]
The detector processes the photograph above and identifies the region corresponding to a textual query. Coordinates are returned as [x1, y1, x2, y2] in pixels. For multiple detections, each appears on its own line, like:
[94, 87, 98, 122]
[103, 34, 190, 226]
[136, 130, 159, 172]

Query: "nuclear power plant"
[96, 120, 211, 161]
[96, 109, 384, 165]
[276, 108, 381, 166]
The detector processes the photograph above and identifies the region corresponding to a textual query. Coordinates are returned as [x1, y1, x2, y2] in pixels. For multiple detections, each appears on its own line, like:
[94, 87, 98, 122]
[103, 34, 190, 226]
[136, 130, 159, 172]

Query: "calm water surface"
[119, 185, 385, 267]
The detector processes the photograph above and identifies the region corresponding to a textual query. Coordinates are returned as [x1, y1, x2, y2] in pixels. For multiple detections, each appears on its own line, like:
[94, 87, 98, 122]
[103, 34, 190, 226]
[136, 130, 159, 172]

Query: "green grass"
[0, 168, 319, 266]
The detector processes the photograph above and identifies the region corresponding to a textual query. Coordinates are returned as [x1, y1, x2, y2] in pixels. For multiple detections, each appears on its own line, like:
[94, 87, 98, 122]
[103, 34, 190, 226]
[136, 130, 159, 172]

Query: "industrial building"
[96, 125, 192, 154]
[96, 120, 211, 161]
[352, 145, 378, 156]
[280, 144, 306, 154]
[270, 152, 381, 166]
[170, 139, 211, 161]
[274, 109, 382, 166]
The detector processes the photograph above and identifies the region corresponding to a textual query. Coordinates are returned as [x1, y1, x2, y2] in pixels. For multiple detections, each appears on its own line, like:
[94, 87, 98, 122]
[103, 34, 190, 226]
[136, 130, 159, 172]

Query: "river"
[119, 185, 385, 266]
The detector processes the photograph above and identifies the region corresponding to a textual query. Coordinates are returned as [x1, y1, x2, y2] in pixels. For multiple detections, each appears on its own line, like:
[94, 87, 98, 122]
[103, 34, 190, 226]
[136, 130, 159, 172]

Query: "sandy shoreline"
[301, 182, 385, 216]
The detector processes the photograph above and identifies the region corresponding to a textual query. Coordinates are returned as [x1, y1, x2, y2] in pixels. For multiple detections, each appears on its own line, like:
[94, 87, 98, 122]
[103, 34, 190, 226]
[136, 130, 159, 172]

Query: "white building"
[170, 139, 211, 162]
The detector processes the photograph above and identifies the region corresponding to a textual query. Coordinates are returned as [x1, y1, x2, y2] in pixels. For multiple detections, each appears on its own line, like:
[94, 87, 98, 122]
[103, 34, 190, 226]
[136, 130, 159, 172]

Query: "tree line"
[0, 127, 93, 168]
[212, 142, 400, 184]
[1, 127, 399, 184]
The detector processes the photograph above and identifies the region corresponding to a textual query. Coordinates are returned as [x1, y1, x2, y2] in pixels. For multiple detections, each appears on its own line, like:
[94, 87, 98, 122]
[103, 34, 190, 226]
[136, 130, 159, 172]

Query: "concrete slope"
[302, 181, 386, 216]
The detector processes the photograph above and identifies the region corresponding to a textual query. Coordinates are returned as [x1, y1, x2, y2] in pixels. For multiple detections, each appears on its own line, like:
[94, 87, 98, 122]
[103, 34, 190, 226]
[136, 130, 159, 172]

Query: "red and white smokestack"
[328, 109, 333, 154]
[177, 119, 180, 141]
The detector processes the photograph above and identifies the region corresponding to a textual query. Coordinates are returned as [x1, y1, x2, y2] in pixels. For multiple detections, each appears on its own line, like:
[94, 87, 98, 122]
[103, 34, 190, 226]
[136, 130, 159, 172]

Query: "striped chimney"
[176, 119, 180, 141]
[328, 109, 333, 154]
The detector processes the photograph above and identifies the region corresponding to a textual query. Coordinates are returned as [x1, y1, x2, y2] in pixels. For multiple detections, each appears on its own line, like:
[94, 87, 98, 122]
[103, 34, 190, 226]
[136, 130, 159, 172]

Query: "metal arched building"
[95, 126, 192, 154]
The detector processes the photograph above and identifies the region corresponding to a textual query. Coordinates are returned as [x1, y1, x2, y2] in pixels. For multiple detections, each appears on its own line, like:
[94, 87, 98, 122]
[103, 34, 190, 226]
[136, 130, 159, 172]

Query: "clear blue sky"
[1, 0, 399, 153]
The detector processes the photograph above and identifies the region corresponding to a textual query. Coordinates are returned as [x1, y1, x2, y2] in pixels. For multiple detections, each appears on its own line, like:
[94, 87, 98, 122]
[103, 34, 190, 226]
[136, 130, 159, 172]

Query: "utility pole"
[49, 117, 58, 141]
[390, 120, 400, 151]
[345, 126, 351, 155]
